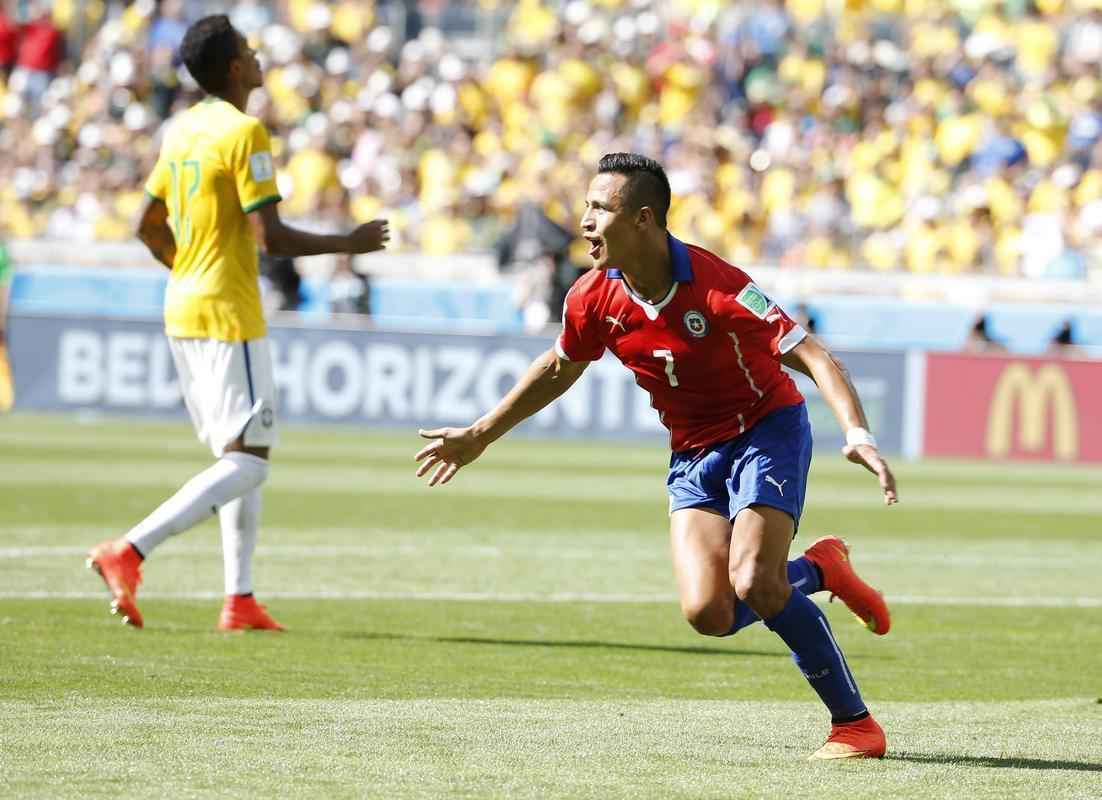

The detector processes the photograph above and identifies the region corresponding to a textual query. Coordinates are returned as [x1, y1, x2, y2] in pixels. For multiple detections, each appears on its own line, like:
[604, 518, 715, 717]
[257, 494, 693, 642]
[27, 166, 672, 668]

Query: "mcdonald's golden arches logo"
[985, 363, 1078, 460]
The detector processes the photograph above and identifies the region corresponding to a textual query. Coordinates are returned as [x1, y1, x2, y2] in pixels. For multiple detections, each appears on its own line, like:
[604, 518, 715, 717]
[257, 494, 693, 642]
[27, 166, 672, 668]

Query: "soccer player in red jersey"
[415, 153, 897, 759]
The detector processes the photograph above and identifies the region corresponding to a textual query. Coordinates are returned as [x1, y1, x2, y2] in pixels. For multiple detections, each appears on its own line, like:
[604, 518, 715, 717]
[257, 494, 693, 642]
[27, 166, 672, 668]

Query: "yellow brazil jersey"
[144, 98, 282, 342]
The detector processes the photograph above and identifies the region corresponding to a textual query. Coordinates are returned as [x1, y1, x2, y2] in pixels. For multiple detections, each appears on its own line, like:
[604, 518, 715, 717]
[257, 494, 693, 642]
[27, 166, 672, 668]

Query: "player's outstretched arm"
[248, 203, 389, 257]
[782, 335, 898, 505]
[136, 196, 177, 269]
[415, 348, 589, 486]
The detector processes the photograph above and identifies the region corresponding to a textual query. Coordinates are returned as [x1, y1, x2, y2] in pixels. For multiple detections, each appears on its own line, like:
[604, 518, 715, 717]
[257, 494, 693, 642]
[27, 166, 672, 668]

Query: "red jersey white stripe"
[556, 235, 806, 451]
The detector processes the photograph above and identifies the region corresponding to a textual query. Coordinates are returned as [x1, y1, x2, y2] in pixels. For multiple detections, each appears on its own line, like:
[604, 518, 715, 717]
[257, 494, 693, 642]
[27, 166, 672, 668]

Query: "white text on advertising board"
[54, 329, 666, 434]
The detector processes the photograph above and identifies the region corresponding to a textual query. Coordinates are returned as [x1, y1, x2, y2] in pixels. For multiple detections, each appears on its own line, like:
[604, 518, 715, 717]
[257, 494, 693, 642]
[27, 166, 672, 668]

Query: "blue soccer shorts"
[667, 402, 813, 530]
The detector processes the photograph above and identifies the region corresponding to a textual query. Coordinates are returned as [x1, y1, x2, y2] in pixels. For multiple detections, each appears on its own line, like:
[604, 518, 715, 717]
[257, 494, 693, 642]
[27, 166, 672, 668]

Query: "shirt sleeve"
[144, 157, 170, 201]
[555, 284, 605, 362]
[230, 120, 282, 213]
[721, 267, 806, 357]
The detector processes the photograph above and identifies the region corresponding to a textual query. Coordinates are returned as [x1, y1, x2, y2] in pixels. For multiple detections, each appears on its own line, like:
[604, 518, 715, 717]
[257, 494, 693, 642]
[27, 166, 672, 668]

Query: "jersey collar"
[606, 234, 693, 321]
[605, 233, 694, 282]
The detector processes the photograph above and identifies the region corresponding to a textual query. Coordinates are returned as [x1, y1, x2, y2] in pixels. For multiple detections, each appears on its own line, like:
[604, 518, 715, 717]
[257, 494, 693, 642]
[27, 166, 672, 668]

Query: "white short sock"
[126, 452, 269, 557]
[219, 487, 261, 595]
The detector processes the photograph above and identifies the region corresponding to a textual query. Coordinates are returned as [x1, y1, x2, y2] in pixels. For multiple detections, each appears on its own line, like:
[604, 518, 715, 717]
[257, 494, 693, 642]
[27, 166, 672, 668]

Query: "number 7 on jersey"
[654, 349, 679, 387]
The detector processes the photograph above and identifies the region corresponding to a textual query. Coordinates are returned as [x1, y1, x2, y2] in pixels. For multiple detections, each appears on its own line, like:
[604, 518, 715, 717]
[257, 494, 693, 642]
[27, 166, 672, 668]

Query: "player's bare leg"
[731, 505, 886, 760]
[669, 508, 735, 635]
[670, 508, 832, 637]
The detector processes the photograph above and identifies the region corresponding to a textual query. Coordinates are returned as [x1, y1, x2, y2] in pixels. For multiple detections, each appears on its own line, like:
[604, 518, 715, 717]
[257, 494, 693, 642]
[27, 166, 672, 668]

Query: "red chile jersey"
[555, 234, 807, 452]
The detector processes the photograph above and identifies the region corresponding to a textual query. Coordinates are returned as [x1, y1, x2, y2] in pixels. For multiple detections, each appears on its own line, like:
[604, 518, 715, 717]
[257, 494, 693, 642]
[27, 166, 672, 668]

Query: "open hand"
[348, 219, 390, 254]
[415, 427, 487, 486]
[842, 443, 898, 506]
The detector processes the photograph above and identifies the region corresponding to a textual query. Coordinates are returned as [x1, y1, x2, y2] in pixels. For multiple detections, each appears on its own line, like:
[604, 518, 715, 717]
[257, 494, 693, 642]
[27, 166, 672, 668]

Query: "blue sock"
[726, 557, 821, 634]
[763, 590, 867, 722]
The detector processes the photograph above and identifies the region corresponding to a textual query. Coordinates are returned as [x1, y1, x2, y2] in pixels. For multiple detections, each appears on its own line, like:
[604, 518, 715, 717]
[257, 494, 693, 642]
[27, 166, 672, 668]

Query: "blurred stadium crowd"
[3, 0, 1102, 280]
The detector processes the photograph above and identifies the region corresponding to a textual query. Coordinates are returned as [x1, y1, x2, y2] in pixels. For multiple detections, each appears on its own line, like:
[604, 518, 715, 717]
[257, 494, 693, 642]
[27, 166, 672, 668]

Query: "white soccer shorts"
[168, 336, 279, 457]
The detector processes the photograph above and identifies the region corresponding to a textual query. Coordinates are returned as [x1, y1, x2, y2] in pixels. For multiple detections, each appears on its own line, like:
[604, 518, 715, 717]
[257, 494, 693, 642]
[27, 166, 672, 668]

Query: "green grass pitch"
[1, 413, 1100, 798]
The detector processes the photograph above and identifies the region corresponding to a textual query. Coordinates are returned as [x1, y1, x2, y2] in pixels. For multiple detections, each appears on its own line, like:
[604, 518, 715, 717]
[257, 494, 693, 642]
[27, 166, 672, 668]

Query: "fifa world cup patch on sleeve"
[249, 152, 274, 182]
[736, 284, 774, 319]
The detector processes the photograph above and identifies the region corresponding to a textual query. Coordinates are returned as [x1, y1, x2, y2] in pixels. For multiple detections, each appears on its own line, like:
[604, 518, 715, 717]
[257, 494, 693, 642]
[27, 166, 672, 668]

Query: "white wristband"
[845, 427, 877, 449]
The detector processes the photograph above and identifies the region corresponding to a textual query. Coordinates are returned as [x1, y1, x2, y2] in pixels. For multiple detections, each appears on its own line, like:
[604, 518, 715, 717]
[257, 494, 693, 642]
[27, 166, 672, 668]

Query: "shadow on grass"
[340, 631, 782, 658]
[890, 751, 1102, 772]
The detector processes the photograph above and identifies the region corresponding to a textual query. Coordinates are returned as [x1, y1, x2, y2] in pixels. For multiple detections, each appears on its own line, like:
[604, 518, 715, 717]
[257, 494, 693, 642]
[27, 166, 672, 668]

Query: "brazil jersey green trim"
[241, 194, 282, 214]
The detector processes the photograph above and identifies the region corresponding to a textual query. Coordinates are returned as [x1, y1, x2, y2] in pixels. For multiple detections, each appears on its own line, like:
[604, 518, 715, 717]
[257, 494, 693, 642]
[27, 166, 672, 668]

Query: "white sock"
[126, 452, 269, 557]
[219, 487, 261, 595]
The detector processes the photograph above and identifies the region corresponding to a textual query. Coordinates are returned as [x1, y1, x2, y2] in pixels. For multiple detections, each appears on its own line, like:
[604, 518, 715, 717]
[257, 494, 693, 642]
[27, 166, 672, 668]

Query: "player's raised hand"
[842, 443, 899, 506]
[347, 219, 390, 254]
[415, 426, 487, 487]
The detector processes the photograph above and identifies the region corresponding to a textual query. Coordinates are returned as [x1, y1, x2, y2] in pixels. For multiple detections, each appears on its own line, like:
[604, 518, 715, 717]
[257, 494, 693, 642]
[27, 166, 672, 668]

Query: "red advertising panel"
[925, 354, 1102, 463]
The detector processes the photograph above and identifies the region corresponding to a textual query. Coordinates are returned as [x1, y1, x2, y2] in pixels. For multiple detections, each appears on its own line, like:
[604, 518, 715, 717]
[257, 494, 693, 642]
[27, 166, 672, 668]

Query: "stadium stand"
[1, 0, 1100, 351]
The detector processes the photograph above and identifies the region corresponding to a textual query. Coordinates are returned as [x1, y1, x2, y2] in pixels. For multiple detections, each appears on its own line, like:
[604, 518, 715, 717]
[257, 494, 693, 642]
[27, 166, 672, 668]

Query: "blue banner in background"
[9, 313, 908, 453]
[788, 351, 907, 456]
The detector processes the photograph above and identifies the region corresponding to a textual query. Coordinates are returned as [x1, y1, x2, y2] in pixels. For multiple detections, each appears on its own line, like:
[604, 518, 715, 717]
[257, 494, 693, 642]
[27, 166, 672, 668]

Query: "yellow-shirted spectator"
[861, 231, 903, 271]
[995, 226, 1023, 275]
[910, 21, 960, 59]
[264, 66, 312, 125]
[1016, 101, 1067, 167]
[485, 55, 536, 112]
[787, 0, 825, 24]
[1028, 178, 1068, 214]
[762, 168, 796, 216]
[848, 171, 904, 229]
[1074, 169, 1102, 207]
[969, 74, 1012, 117]
[779, 49, 827, 95]
[935, 113, 984, 167]
[458, 82, 490, 128]
[420, 208, 472, 256]
[418, 148, 459, 209]
[905, 219, 944, 273]
[331, 1, 372, 43]
[609, 62, 649, 114]
[284, 141, 339, 216]
[561, 59, 602, 104]
[529, 68, 573, 136]
[507, 0, 558, 51]
[659, 62, 705, 131]
[985, 176, 1024, 226]
[804, 234, 851, 269]
[944, 218, 982, 271]
[1014, 15, 1059, 78]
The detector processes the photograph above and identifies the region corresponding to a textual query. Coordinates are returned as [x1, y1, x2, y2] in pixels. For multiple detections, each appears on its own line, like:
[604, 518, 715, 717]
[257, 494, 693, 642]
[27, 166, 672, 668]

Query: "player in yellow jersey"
[88, 15, 389, 631]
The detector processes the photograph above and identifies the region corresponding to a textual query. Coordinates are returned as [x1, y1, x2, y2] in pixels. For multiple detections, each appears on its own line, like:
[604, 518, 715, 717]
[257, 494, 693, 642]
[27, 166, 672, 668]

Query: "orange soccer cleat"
[809, 714, 887, 760]
[217, 594, 285, 631]
[804, 536, 891, 635]
[87, 538, 144, 628]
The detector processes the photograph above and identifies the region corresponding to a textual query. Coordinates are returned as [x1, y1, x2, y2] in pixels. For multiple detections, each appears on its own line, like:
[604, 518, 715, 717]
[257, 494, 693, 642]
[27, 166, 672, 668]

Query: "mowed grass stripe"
[3, 698, 1100, 800]
[6, 413, 1102, 484]
[4, 530, 1100, 566]
[3, 599, 1098, 704]
[4, 456, 1100, 513]
[6, 590, 1101, 608]
[4, 527, 1099, 600]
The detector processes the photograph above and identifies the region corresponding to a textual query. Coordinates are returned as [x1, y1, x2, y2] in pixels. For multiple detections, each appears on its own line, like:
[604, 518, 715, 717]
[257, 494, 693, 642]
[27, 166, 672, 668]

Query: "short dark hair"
[597, 153, 671, 228]
[181, 15, 241, 95]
